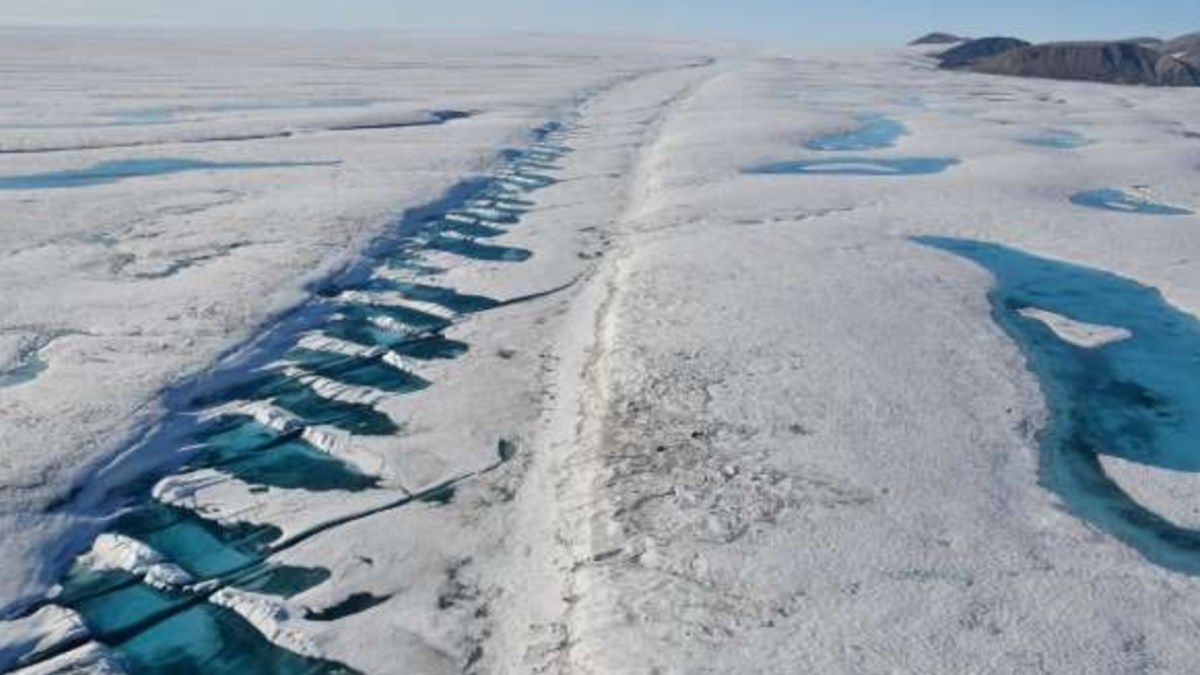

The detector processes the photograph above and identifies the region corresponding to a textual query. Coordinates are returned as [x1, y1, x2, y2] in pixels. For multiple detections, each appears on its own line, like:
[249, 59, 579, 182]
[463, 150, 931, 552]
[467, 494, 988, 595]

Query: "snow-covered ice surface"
[0, 27, 714, 673]
[497, 49, 1200, 675]
[4, 30, 1200, 674]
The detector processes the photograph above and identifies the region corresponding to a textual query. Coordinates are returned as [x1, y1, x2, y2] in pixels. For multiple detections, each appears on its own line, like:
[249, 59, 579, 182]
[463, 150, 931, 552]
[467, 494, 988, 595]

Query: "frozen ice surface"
[4, 25, 1200, 675]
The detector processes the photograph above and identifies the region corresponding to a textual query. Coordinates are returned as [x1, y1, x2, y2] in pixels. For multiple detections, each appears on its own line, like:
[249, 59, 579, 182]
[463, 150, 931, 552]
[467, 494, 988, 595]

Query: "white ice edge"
[1017, 307, 1133, 349]
[0, 605, 90, 672]
[209, 587, 322, 659]
[78, 533, 194, 590]
[1101, 455, 1200, 529]
[6, 641, 127, 675]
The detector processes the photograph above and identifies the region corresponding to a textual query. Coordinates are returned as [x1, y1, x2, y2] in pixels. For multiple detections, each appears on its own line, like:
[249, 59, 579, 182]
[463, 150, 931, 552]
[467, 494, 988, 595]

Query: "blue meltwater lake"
[1070, 189, 1193, 216]
[915, 236, 1200, 575]
[746, 156, 959, 176]
[0, 158, 334, 190]
[746, 113, 958, 176]
[804, 114, 908, 151]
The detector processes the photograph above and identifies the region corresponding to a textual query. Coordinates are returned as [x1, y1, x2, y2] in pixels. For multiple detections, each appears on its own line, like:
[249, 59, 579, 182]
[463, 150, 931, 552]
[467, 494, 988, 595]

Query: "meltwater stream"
[916, 236, 1200, 575]
[2, 121, 574, 674]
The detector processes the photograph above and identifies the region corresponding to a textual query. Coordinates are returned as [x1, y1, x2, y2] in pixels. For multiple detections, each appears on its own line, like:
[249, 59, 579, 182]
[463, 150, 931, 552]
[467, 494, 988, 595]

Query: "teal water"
[53, 508, 333, 667]
[191, 417, 380, 492]
[271, 387, 399, 436]
[0, 355, 46, 388]
[335, 302, 453, 334]
[56, 568, 350, 674]
[915, 236, 1200, 575]
[495, 172, 556, 191]
[113, 504, 280, 579]
[805, 114, 908, 151]
[1070, 189, 1193, 216]
[116, 602, 353, 675]
[380, 281, 500, 314]
[747, 157, 959, 176]
[1020, 129, 1092, 149]
[57, 570, 184, 640]
[426, 235, 533, 262]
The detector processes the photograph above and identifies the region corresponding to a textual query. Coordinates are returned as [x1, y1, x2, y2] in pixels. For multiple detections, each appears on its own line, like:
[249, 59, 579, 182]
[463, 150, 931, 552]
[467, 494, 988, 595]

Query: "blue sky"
[1, 0, 1197, 46]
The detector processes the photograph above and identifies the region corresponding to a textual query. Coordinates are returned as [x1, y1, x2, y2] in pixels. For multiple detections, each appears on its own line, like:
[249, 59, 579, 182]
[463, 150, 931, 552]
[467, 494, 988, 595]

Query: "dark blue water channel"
[0, 159, 338, 190]
[10, 120, 573, 674]
[1070, 189, 1193, 216]
[915, 236, 1200, 575]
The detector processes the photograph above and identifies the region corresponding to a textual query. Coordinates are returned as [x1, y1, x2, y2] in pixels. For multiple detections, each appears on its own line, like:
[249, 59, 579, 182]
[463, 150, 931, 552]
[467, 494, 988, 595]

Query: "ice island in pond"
[2, 23, 1200, 675]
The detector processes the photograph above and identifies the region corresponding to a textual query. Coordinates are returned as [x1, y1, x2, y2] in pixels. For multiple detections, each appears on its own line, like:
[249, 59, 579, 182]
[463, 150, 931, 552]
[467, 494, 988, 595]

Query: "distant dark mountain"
[928, 31, 1200, 87]
[909, 32, 966, 46]
[970, 41, 1160, 84]
[1156, 52, 1200, 86]
[937, 37, 1030, 69]
[974, 41, 1200, 86]
[1164, 32, 1200, 54]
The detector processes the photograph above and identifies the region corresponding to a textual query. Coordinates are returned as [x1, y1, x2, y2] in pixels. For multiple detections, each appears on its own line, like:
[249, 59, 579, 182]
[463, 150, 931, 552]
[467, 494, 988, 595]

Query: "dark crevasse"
[7, 120, 573, 674]
[914, 236, 1200, 575]
[303, 593, 391, 623]
[187, 417, 381, 492]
